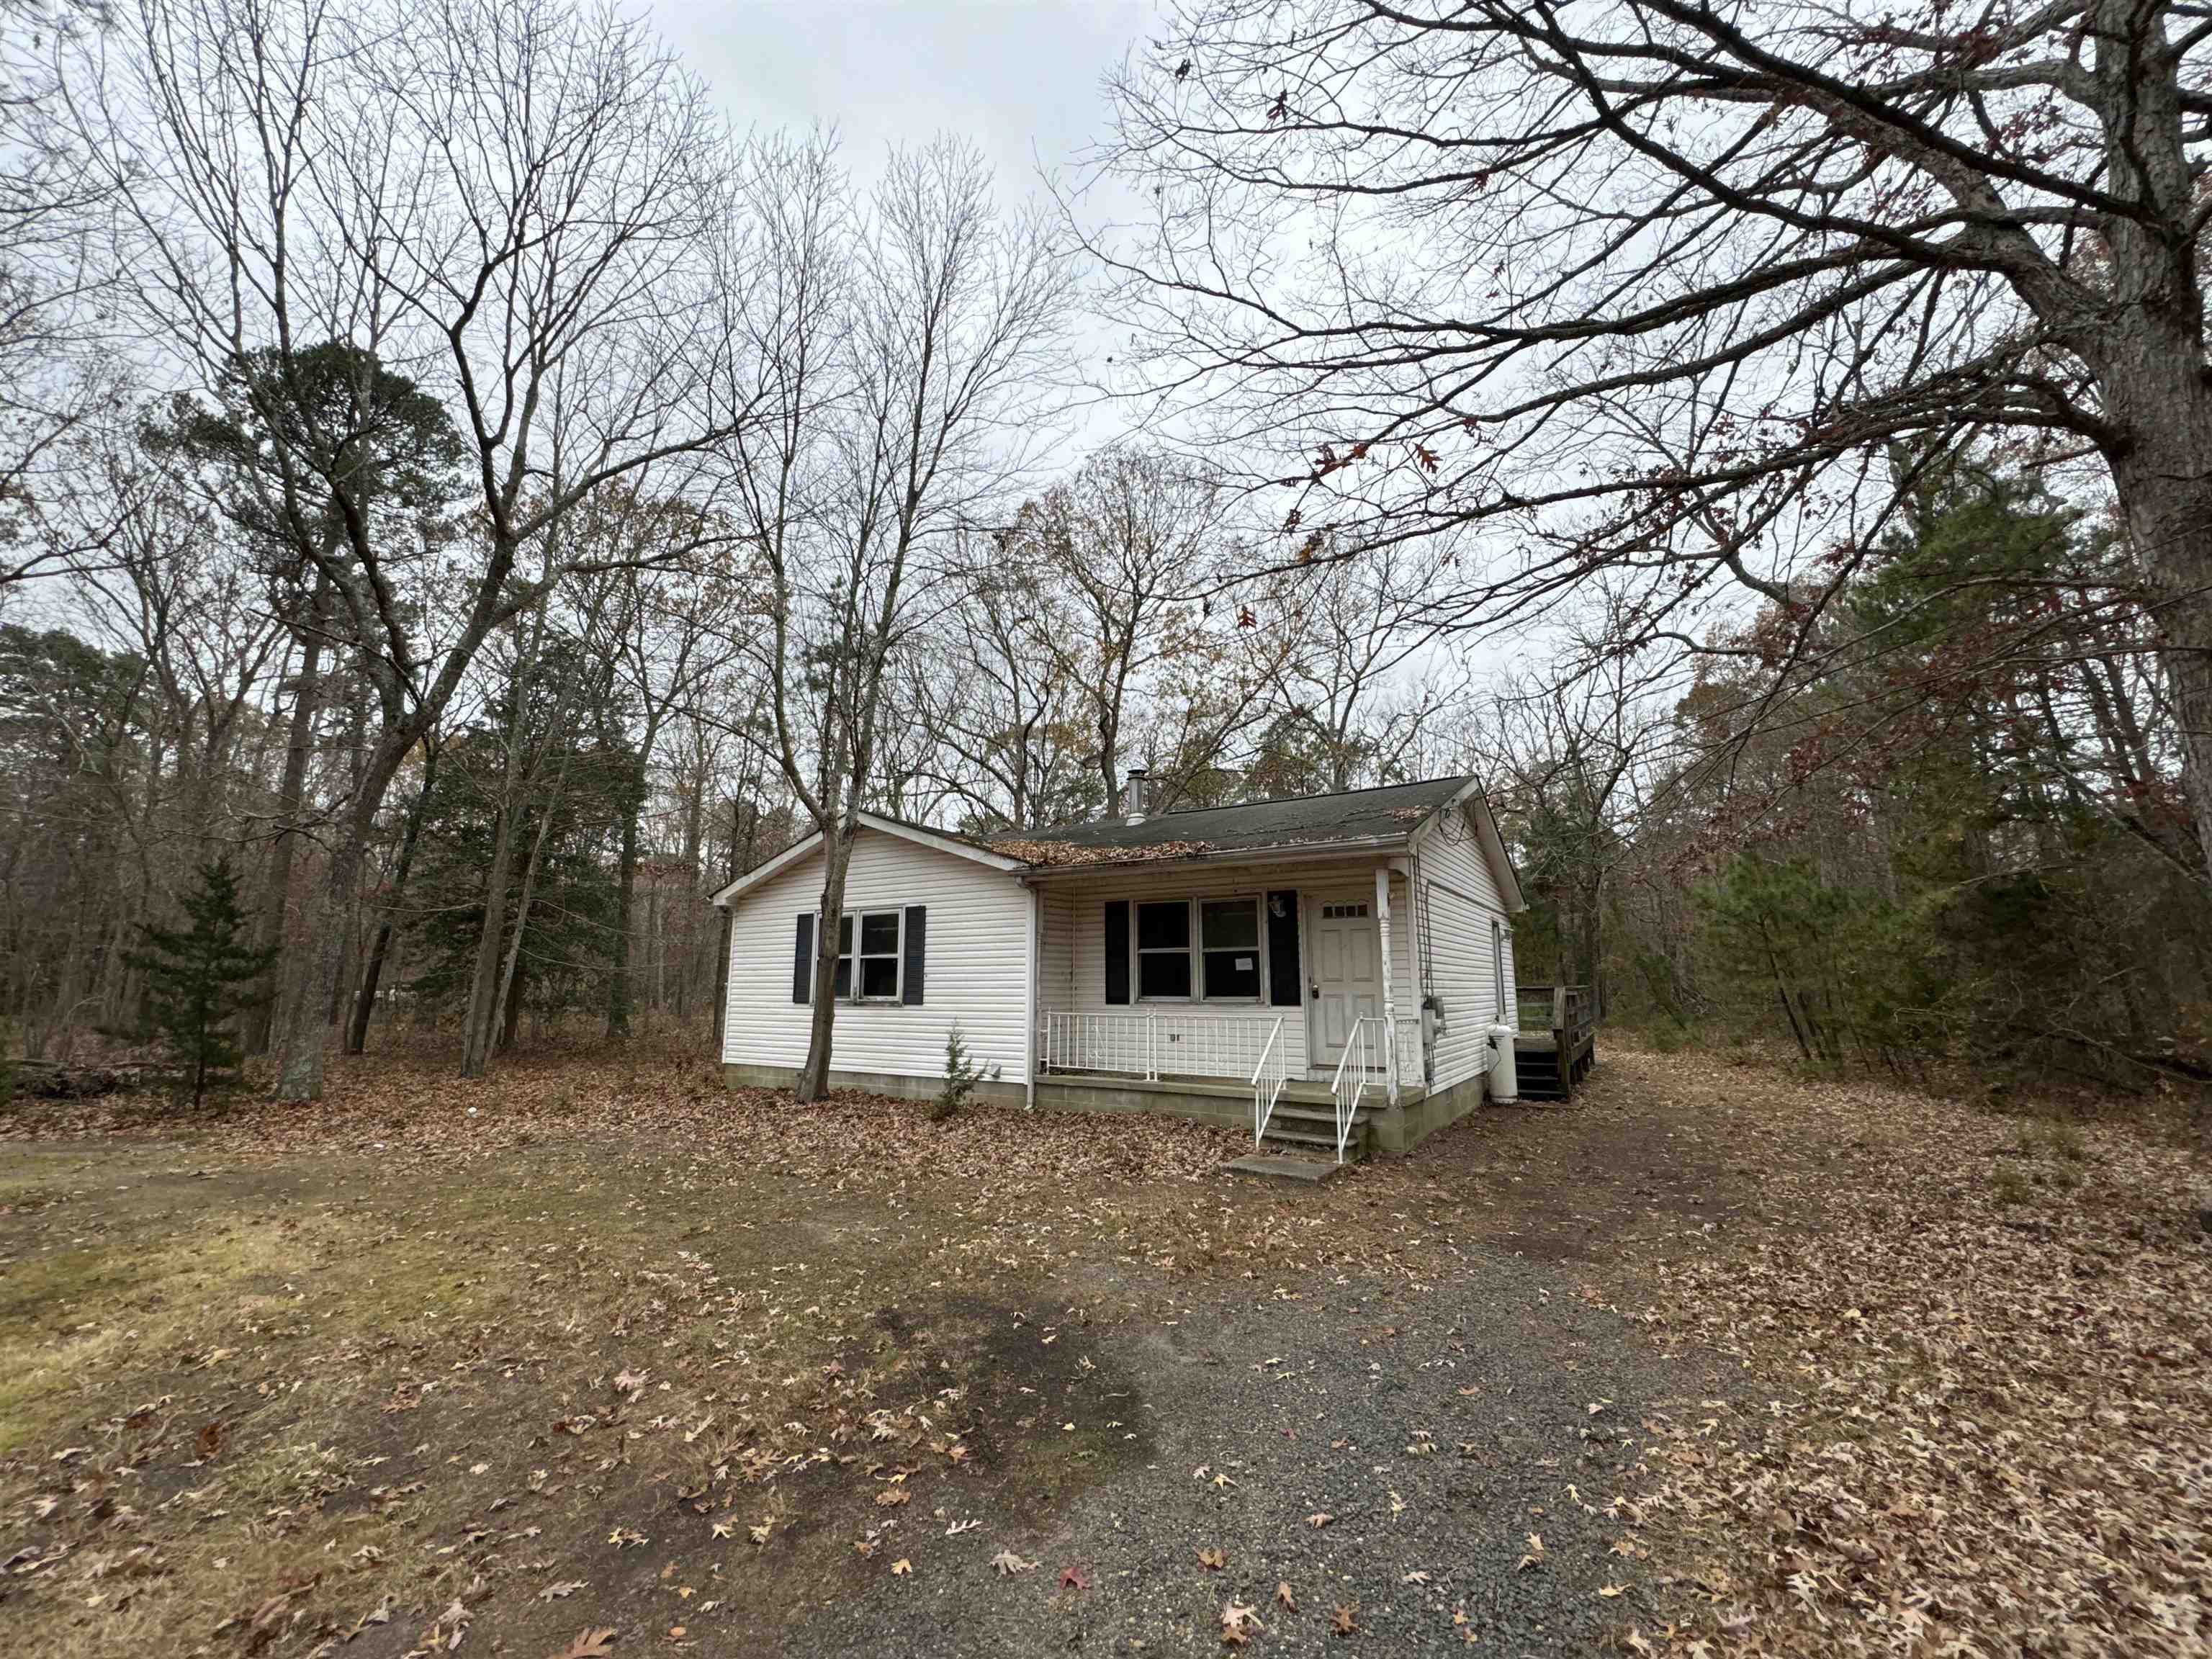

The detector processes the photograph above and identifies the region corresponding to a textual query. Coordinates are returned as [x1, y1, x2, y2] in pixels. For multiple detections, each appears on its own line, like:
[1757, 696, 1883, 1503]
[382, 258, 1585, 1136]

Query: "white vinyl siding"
[1413, 802, 1518, 1094]
[721, 826, 1032, 1084]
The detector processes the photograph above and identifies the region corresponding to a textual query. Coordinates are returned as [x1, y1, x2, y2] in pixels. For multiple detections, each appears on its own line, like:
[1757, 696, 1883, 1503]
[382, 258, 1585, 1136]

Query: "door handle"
[1309, 984, 1320, 1000]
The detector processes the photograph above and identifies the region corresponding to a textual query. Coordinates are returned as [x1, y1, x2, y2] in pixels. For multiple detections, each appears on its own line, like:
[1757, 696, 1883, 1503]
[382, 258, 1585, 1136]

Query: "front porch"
[1024, 854, 1470, 1161]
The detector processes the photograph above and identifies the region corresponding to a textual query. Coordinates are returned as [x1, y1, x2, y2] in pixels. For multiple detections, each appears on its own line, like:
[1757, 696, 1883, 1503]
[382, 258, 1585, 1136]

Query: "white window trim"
[1126, 893, 1272, 1007]
[830, 908, 905, 1005]
[1197, 894, 1265, 1005]
[1133, 898, 1195, 1004]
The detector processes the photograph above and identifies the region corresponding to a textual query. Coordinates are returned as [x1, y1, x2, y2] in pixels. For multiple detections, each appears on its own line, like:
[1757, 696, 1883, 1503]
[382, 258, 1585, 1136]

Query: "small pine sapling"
[126, 856, 280, 1110]
[933, 1022, 982, 1122]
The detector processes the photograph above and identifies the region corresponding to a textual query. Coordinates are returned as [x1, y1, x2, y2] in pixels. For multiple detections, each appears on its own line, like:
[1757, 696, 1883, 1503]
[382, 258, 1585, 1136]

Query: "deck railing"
[1041, 1010, 1286, 1082]
[1516, 984, 1596, 1053]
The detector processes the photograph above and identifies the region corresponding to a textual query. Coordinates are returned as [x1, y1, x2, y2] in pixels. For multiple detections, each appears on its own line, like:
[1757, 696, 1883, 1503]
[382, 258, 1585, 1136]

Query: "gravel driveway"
[792, 1235, 1689, 1656]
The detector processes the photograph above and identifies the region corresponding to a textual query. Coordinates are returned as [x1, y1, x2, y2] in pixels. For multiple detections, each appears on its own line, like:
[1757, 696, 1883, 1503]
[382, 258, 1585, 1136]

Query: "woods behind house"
[1, 0, 2208, 1120]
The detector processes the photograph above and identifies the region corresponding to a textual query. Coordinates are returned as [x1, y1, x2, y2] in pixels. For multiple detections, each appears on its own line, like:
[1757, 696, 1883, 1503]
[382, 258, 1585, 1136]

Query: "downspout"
[1375, 865, 1398, 1107]
[1022, 878, 1040, 1109]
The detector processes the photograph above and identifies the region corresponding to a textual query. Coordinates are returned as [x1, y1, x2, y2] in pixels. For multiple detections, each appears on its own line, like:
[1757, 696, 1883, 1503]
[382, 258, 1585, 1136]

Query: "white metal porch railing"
[1320, 1015, 1423, 1162]
[1041, 1010, 1287, 1082]
[1328, 1017, 1379, 1162]
[1251, 1015, 1287, 1146]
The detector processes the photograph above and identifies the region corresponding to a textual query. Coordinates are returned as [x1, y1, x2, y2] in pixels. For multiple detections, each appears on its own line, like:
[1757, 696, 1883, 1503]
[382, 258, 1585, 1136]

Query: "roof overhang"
[711, 811, 1026, 907]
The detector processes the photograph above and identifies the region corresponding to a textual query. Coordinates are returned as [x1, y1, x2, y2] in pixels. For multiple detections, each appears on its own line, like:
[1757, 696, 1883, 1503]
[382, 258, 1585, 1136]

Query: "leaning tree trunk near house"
[795, 817, 858, 1102]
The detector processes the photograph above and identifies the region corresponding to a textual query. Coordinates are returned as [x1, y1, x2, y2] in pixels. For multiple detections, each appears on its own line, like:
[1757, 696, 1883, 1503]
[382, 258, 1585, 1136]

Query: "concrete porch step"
[1260, 1127, 1361, 1156]
[1225, 1152, 1344, 1183]
[1265, 1102, 1375, 1126]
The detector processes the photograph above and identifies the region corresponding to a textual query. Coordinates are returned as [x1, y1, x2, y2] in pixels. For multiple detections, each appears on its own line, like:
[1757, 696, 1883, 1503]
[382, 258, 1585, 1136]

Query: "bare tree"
[1248, 536, 1470, 792]
[81, 0, 770, 1095]
[1098, 0, 2212, 871]
[1028, 446, 1236, 807]
[911, 529, 1092, 829]
[721, 133, 1071, 1102]
[1, 0, 123, 591]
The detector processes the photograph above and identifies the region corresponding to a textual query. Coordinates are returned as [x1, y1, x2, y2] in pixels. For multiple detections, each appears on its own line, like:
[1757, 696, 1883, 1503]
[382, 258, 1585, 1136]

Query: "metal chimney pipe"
[1122, 768, 1150, 824]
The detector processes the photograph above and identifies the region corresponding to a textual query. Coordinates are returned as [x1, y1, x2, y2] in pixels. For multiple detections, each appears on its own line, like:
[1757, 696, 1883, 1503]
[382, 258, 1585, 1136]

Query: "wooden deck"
[1512, 984, 1597, 1101]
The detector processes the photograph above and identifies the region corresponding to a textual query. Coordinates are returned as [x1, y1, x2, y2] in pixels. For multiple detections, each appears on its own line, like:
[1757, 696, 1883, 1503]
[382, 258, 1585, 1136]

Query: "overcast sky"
[647, 1, 1537, 686]
[650, 0, 1156, 194]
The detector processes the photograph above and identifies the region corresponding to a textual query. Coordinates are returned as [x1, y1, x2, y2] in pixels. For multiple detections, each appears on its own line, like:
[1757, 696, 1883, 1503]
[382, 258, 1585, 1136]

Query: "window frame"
[832, 908, 905, 1004]
[1123, 893, 1272, 1005]
[1197, 895, 1264, 1003]
[1133, 899, 1194, 1002]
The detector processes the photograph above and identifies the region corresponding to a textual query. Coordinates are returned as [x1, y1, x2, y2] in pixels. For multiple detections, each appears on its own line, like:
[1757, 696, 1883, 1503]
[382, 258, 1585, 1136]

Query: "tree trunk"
[459, 802, 519, 1077]
[794, 821, 855, 1102]
[490, 803, 556, 1057]
[607, 765, 644, 1040]
[273, 806, 364, 1101]
[346, 741, 438, 1055]
[675, 765, 706, 1022]
[248, 618, 324, 1056]
[711, 796, 745, 1055]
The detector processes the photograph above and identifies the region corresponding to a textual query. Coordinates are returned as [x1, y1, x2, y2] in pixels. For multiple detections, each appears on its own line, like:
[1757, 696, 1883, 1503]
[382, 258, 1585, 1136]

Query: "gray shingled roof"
[1012, 775, 1474, 858]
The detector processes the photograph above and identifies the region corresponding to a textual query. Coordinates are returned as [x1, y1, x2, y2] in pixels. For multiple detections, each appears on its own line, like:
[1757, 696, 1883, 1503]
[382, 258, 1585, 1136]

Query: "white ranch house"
[713, 775, 1543, 1161]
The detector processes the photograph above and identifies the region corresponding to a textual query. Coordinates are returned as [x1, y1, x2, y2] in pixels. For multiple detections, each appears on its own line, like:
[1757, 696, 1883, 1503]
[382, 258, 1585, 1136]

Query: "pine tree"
[127, 858, 280, 1109]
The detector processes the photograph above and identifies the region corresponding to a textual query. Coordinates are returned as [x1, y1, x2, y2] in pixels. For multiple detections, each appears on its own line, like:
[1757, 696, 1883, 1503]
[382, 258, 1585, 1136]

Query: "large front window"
[1136, 900, 1192, 999]
[1200, 899, 1261, 999]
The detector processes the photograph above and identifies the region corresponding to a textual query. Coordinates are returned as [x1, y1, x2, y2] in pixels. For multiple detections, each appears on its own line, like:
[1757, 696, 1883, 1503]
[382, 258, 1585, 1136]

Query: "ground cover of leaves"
[1, 1036, 2205, 1658]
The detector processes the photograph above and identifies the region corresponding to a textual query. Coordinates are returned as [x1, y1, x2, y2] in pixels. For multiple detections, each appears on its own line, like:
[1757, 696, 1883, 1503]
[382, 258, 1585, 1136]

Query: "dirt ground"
[1, 1040, 2205, 1657]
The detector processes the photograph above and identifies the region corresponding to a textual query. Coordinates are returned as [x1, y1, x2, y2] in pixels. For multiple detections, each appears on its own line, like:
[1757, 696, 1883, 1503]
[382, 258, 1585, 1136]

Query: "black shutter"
[1104, 899, 1130, 1004]
[793, 912, 814, 1004]
[902, 905, 927, 1005]
[1267, 889, 1301, 1007]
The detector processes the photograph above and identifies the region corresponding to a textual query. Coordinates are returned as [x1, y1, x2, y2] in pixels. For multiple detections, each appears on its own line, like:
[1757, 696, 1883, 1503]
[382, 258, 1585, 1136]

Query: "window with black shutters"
[1135, 900, 1192, 999]
[1200, 898, 1261, 999]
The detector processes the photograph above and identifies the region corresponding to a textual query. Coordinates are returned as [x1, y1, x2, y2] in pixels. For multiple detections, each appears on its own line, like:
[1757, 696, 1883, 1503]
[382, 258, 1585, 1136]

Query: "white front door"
[1308, 896, 1381, 1071]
